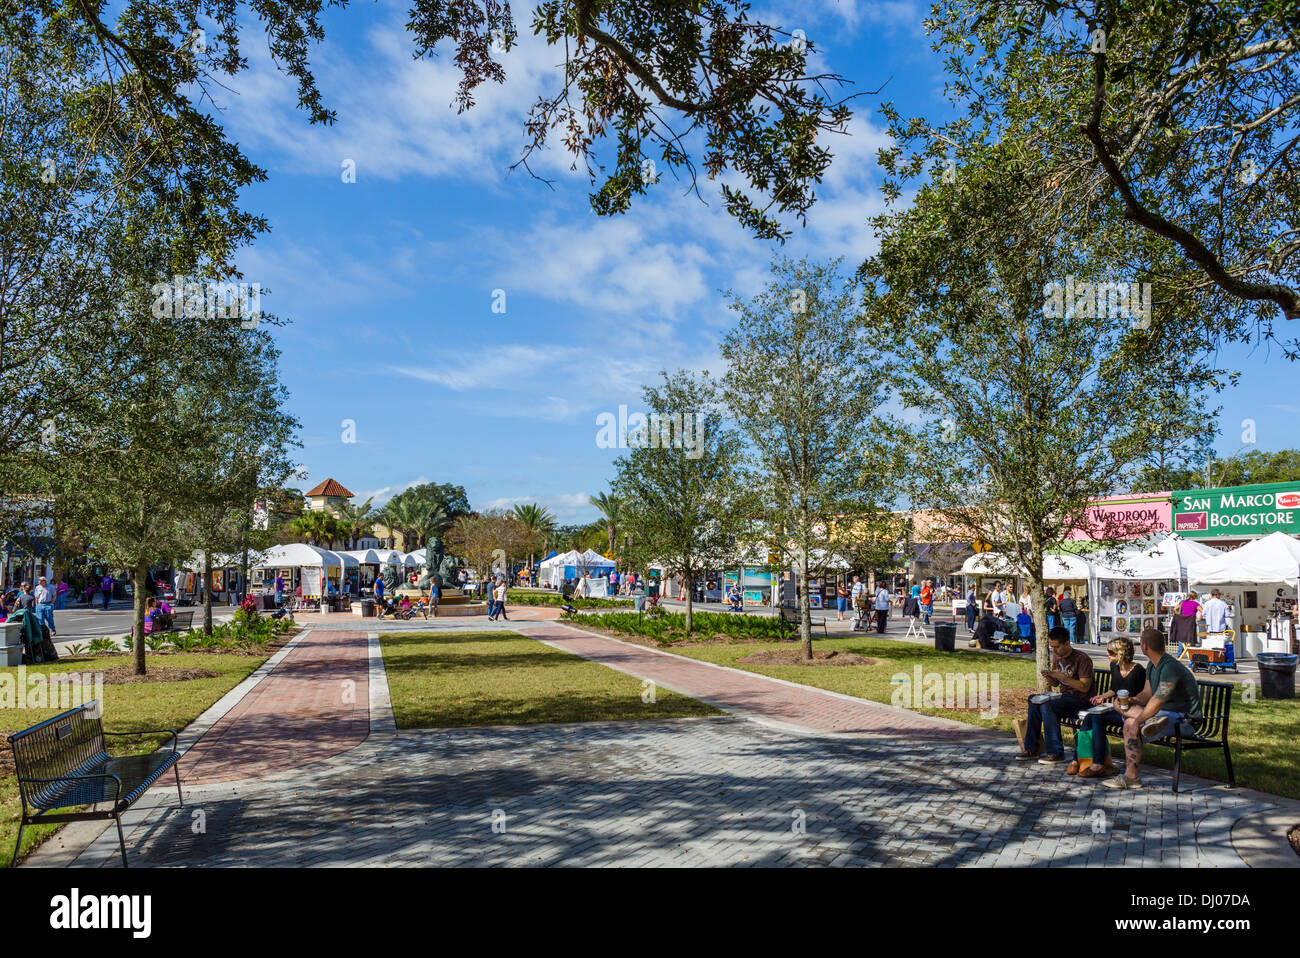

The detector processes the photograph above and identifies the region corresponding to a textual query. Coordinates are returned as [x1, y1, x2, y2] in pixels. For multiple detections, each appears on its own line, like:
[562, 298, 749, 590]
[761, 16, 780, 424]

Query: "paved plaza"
[26, 621, 1299, 868]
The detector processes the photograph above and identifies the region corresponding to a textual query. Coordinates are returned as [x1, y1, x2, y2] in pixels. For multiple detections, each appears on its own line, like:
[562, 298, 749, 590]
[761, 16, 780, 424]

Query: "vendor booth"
[1089, 533, 1222, 646]
[961, 551, 1094, 642]
[251, 543, 352, 610]
[541, 550, 615, 591]
[183, 551, 242, 605]
[1186, 531, 1300, 657]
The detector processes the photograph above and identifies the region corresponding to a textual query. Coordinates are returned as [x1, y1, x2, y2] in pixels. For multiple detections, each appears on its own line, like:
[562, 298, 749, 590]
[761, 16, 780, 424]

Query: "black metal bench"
[1059, 670, 1235, 793]
[9, 702, 182, 866]
[162, 610, 193, 633]
[779, 606, 827, 638]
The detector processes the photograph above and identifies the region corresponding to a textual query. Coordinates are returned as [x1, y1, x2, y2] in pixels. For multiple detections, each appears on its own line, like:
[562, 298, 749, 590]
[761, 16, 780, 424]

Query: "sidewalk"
[25, 620, 1298, 868]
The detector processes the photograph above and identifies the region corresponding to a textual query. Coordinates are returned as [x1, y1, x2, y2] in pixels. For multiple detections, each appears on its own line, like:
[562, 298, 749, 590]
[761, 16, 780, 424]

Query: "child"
[1016, 608, 1035, 649]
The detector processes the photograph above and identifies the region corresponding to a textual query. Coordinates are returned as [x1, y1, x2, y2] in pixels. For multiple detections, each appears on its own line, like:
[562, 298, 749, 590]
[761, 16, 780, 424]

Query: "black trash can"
[361, 598, 376, 618]
[934, 622, 956, 652]
[1257, 653, 1297, 699]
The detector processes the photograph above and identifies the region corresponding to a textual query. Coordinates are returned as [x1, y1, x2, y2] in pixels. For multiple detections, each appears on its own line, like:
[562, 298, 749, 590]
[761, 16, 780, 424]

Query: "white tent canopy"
[961, 551, 1092, 580]
[578, 549, 616, 569]
[1187, 532, 1300, 591]
[1091, 532, 1222, 581]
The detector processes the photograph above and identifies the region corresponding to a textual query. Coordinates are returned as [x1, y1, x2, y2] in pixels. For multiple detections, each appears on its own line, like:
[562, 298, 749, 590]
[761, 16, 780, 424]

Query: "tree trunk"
[203, 553, 214, 634]
[132, 560, 148, 675]
[684, 573, 694, 635]
[1029, 557, 1050, 690]
[799, 547, 813, 662]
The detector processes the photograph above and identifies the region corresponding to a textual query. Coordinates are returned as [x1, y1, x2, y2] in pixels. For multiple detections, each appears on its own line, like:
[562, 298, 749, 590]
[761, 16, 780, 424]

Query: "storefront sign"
[1172, 481, 1300, 539]
[1067, 493, 1172, 540]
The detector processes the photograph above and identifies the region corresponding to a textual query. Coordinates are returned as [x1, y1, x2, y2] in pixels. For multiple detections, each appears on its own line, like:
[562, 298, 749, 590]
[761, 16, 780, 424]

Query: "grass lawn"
[1, 652, 269, 865]
[379, 630, 720, 728]
[623, 632, 1300, 800]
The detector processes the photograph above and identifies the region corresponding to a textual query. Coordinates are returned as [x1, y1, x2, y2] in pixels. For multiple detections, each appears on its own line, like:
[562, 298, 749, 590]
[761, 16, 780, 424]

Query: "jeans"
[37, 602, 55, 634]
[55, 593, 66, 610]
[921, 603, 933, 624]
[1025, 693, 1092, 756]
[1046, 613, 1058, 632]
[874, 609, 888, 633]
[101, 590, 112, 610]
[1062, 615, 1076, 640]
[966, 605, 977, 631]
[1085, 708, 1124, 762]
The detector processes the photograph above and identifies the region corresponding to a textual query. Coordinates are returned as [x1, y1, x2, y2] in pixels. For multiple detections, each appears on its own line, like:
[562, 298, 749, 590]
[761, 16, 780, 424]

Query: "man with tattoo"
[1103, 628, 1202, 790]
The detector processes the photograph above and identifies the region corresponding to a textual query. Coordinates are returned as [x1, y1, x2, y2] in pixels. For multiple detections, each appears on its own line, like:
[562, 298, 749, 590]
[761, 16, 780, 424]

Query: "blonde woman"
[1072, 636, 1147, 778]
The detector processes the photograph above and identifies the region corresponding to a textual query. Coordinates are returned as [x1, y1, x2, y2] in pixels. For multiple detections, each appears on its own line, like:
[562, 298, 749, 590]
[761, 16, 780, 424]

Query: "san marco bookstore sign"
[1172, 481, 1300, 541]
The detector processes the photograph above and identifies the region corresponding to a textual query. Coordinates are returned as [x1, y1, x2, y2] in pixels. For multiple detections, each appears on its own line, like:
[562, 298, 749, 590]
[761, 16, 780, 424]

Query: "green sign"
[1172, 481, 1300, 538]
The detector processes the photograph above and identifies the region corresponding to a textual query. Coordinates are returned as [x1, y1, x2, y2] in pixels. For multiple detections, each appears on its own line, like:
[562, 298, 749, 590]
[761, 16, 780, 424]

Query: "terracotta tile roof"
[304, 478, 355, 499]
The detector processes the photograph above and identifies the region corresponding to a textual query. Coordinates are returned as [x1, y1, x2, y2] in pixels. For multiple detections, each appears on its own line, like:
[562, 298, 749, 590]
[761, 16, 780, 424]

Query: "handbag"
[1075, 728, 1095, 770]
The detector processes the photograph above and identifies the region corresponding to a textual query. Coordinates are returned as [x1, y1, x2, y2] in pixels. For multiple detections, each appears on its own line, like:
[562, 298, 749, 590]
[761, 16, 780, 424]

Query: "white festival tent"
[537, 550, 581, 587]
[1186, 533, 1300, 655]
[1091, 533, 1223, 582]
[1088, 533, 1224, 644]
[960, 550, 1095, 635]
[1186, 532, 1300, 591]
[251, 543, 354, 597]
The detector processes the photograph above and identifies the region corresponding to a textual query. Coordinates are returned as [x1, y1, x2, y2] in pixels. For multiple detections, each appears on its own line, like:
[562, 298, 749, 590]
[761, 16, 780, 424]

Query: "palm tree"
[290, 511, 344, 548]
[588, 492, 622, 559]
[512, 502, 557, 575]
[336, 496, 379, 549]
[379, 496, 441, 551]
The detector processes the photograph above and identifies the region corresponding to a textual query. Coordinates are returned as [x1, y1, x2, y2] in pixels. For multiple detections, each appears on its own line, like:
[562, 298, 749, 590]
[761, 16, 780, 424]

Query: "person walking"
[1058, 589, 1079, 642]
[374, 574, 386, 619]
[835, 579, 850, 621]
[426, 578, 440, 619]
[965, 584, 978, 632]
[34, 576, 56, 636]
[100, 572, 114, 611]
[873, 583, 891, 634]
[488, 577, 509, 621]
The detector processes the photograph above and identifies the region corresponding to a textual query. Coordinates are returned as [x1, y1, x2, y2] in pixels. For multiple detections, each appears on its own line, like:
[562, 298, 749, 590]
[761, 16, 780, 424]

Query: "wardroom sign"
[1173, 481, 1300, 538]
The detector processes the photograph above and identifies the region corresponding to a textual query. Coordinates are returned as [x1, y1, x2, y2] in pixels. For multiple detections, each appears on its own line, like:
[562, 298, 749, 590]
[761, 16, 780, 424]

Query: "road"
[42, 601, 236, 644]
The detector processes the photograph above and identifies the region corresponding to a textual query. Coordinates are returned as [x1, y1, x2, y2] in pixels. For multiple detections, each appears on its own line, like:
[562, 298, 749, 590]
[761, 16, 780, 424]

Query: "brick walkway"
[177, 629, 371, 784]
[26, 621, 1296, 868]
[521, 622, 988, 740]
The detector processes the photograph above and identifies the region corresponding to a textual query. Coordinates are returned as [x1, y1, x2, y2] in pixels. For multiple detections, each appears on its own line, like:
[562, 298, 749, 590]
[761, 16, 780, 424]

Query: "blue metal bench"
[9, 702, 182, 867]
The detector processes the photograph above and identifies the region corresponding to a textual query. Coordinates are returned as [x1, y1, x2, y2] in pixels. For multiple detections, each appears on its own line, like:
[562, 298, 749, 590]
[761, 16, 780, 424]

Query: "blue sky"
[214, 0, 1293, 522]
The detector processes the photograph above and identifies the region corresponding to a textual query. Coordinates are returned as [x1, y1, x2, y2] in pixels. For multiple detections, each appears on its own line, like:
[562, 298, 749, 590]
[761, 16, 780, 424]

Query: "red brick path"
[526, 623, 998, 740]
[179, 630, 371, 784]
